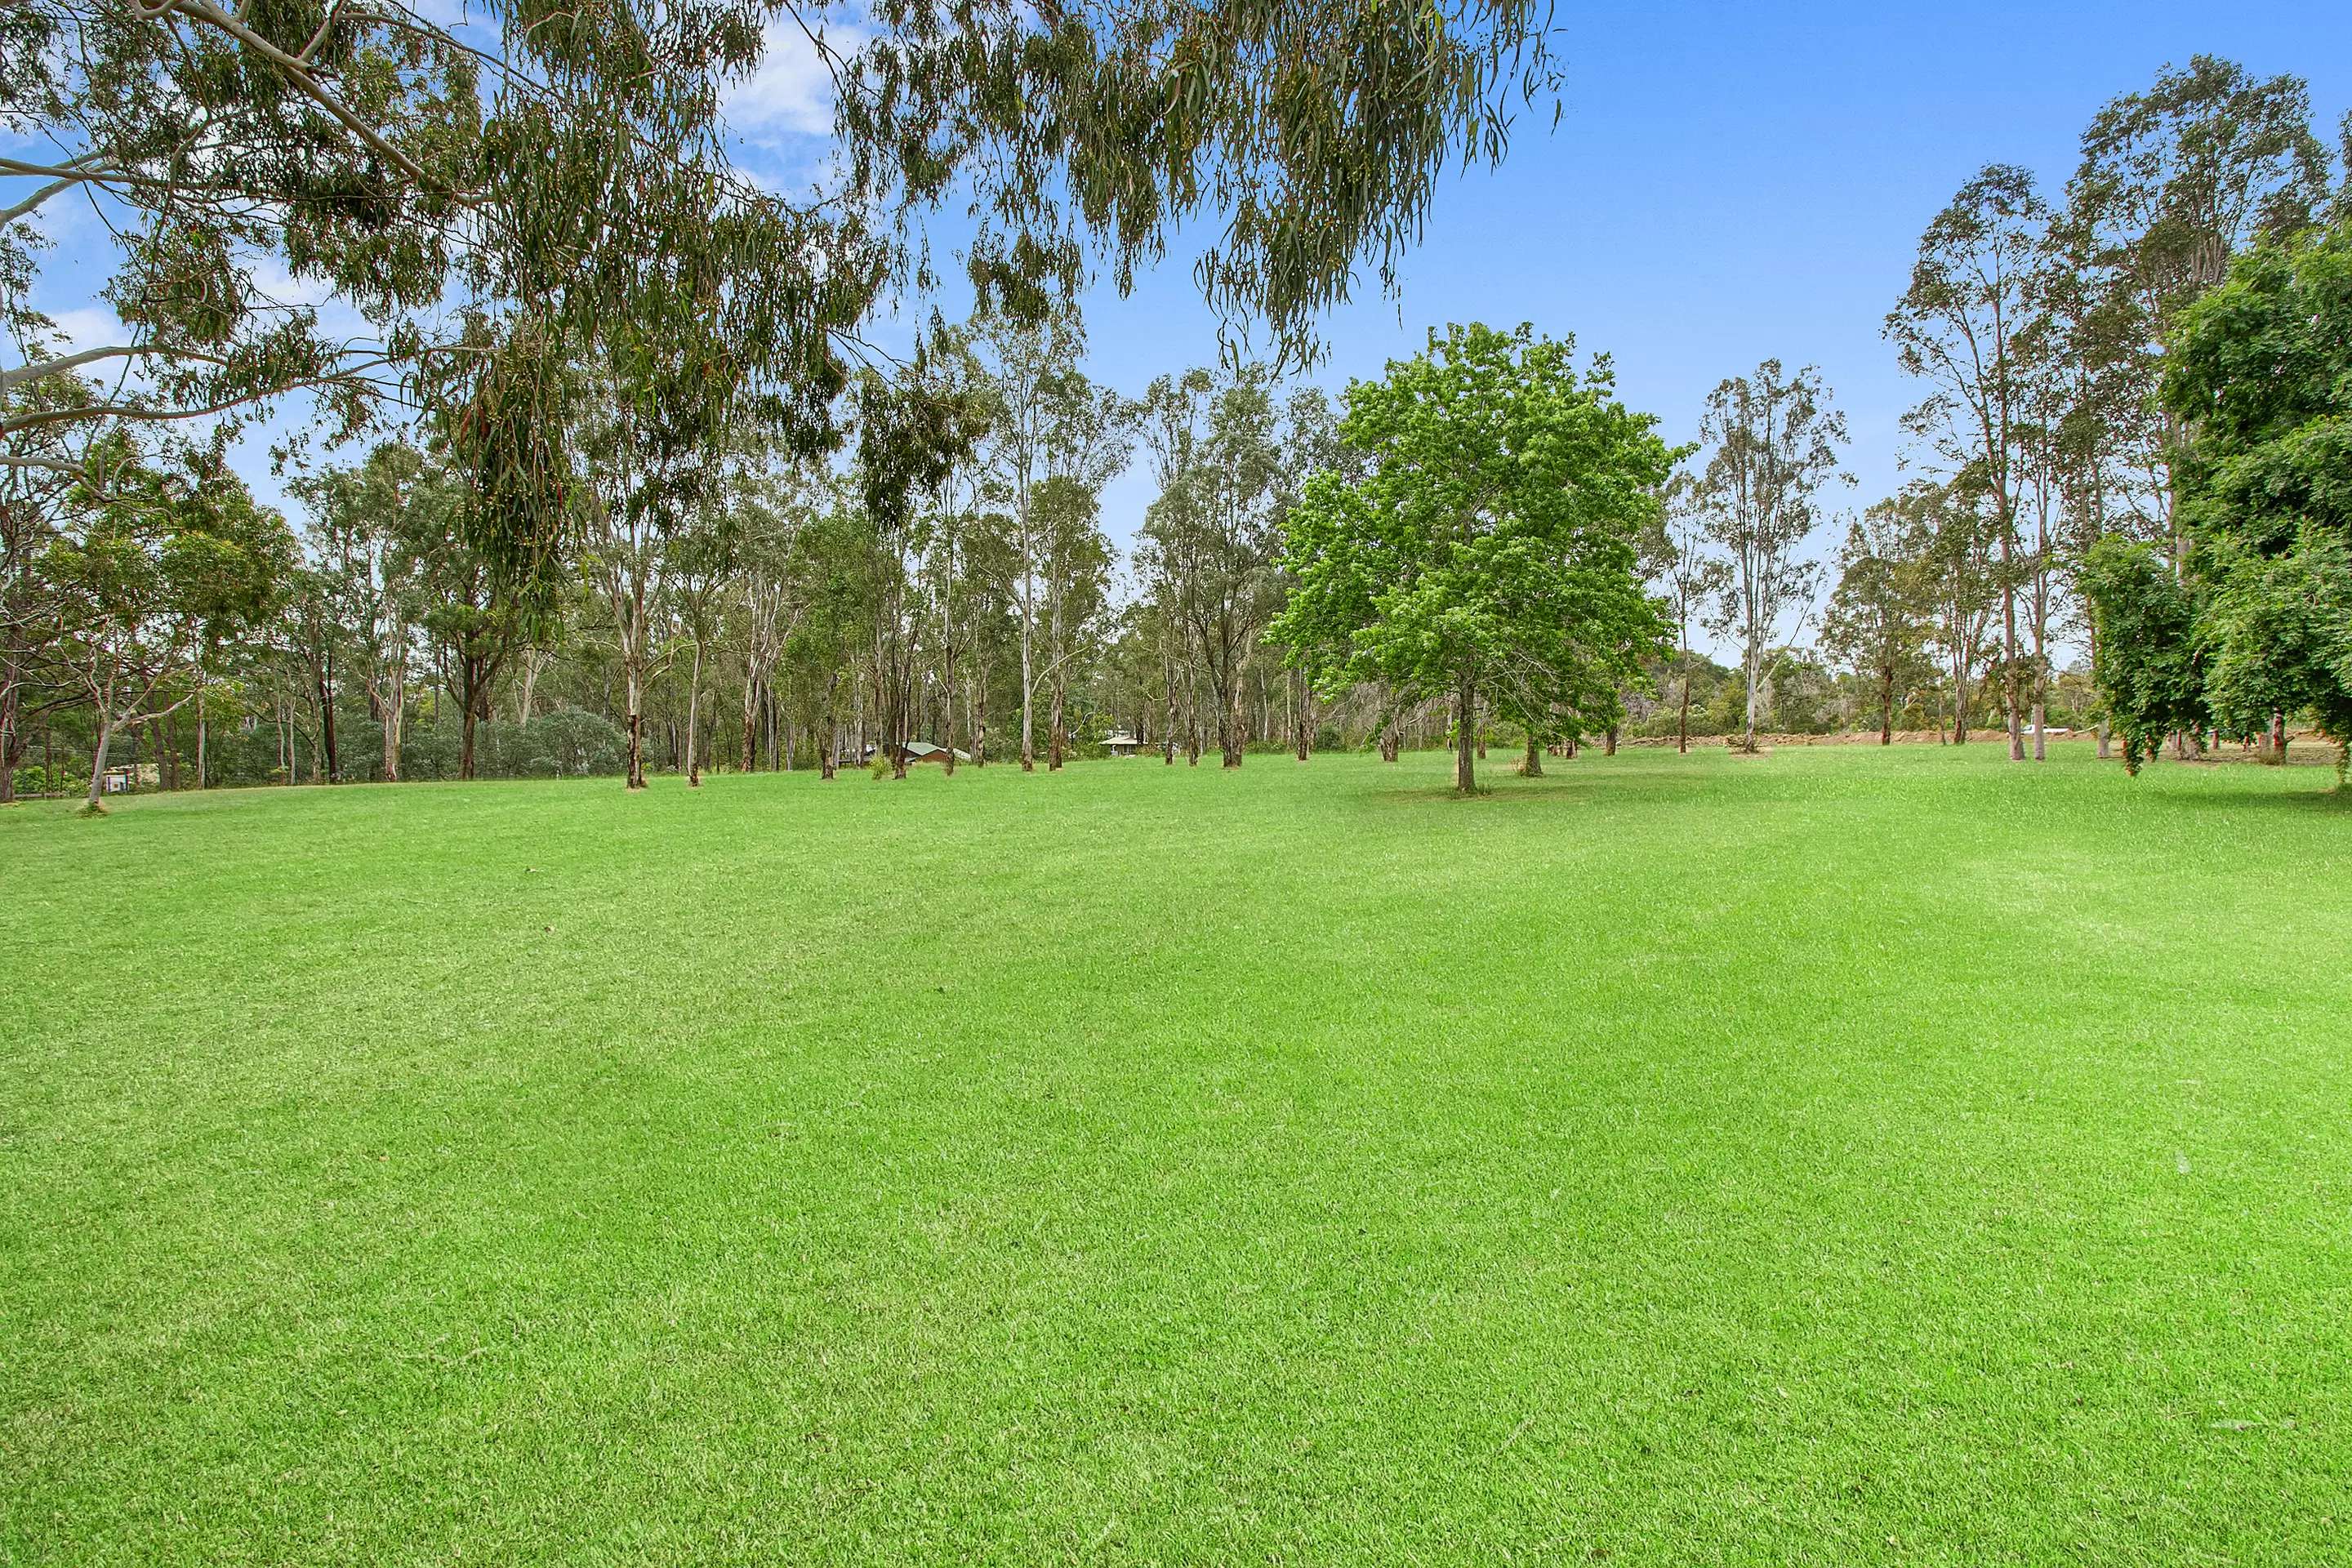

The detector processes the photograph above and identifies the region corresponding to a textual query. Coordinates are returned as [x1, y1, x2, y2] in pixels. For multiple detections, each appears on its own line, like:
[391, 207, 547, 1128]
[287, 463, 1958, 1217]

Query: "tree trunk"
[624, 656, 646, 789]
[83, 702, 115, 811]
[1018, 573, 1036, 773]
[2031, 701, 2046, 762]
[0, 674, 17, 804]
[1522, 730, 1542, 777]
[1223, 682, 1245, 769]
[2004, 582, 2024, 762]
[382, 651, 406, 783]
[741, 673, 759, 774]
[1880, 658, 1895, 745]
[1293, 668, 1311, 761]
[685, 640, 704, 786]
[1742, 640, 1762, 752]
[2097, 719, 2111, 760]
[318, 646, 340, 783]
[1677, 665, 1692, 755]
[1454, 668, 1477, 792]
[2270, 709, 2287, 766]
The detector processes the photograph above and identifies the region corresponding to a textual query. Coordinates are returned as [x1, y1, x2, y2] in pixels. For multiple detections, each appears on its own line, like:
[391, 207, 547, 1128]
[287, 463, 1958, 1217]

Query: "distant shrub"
[11, 764, 74, 796]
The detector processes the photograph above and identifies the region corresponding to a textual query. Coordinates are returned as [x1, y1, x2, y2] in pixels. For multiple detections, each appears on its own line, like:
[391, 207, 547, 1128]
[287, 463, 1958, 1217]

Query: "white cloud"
[724, 20, 853, 140]
[46, 306, 122, 352]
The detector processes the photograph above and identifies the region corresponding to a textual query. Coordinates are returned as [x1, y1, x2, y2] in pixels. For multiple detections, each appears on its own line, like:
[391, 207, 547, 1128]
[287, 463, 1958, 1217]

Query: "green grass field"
[4, 746, 2349, 1565]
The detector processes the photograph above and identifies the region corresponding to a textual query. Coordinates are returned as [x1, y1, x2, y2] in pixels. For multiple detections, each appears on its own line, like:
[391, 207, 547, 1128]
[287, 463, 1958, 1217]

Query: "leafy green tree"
[295, 443, 443, 782]
[1139, 366, 1287, 768]
[1910, 475, 2000, 743]
[2078, 537, 2207, 774]
[40, 443, 292, 809]
[381, 446, 519, 782]
[0, 375, 87, 800]
[1820, 497, 1935, 745]
[2161, 224, 2352, 779]
[1273, 323, 1674, 793]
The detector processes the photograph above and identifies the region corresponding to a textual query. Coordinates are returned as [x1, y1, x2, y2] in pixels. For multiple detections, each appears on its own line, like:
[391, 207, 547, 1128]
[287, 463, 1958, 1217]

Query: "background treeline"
[5, 54, 2348, 801]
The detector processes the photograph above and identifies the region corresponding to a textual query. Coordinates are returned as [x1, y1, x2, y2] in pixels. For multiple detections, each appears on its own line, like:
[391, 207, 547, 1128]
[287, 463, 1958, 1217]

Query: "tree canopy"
[1272, 323, 1674, 792]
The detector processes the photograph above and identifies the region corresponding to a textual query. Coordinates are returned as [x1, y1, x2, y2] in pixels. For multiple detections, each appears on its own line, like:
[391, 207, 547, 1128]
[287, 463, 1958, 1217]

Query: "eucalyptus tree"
[1917, 479, 1999, 743]
[0, 382, 82, 799]
[1035, 381, 1133, 768]
[1820, 497, 1935, 746]
[1138, 366, 1286, 768]
[855, 359, 988, 779]
[731, 465, 819, 773]
[668, 521, 734, 788]
[902, 331, 995, 773]
[1886, 166, 2047, 760]
[1275, 323, 1673, 794]
[975, 320, 1082, 771]
[1030, 474, 1116, 769]
[783, 485, 888, 778]
[408, 453, 522, 781]
[1695, 360, 1847, 751]
[568, 337, 741, 791]
[1637, 474, 1729, 754]
[835, 0, 1566, 358]
[40, 443, 292, 809]
[2065, 57, 2333, 549]
[294, 442, 448, 782]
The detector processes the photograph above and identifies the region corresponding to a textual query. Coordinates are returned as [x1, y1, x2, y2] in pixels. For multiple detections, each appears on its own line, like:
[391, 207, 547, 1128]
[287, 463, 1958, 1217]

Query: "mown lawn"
[2, 744, 2348, 1565]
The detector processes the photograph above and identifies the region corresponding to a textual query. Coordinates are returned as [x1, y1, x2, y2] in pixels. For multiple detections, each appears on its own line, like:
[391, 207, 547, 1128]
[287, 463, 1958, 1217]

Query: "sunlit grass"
[3, 745, 2348, 1565]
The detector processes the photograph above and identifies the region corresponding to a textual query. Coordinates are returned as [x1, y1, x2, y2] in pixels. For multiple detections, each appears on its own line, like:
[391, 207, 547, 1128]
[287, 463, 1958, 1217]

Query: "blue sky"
[19, 2, 2352, 602]
[1047, 1, 2351, 551]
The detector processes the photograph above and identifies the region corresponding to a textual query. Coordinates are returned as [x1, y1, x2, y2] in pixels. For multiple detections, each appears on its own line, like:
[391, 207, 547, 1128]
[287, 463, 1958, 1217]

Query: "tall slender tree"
[1139, 367, 1286, 768]
[1695, 360, 1848, 751]
[1886, 165, 2047, 760]
[1637, 474, 1729, 754]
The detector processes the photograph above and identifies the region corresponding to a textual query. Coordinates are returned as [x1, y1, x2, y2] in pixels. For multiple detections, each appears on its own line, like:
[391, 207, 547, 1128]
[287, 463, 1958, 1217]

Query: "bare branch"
[0, 367, 398, 437]
[0, 344, 149, 390]
[296, 0, 346, 64]
[0, 452, 87, 478]
[1, 172, 98, 228]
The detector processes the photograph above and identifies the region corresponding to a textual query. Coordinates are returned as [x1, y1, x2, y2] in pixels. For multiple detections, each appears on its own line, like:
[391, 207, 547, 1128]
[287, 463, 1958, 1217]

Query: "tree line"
[6, 30, 2349, 805]
[0, 0, 1561, 808]
[1826, 58, 2352, 776]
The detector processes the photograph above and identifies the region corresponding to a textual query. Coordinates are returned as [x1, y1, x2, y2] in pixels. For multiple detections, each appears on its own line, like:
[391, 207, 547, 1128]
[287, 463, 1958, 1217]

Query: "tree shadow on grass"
[1369, 769, 1711, 808]
[2165, 782, 2352, 814]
